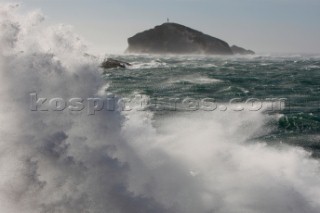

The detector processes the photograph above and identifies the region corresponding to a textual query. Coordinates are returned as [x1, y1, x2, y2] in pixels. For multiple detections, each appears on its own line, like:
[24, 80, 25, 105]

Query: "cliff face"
[127, 23, 233, 55]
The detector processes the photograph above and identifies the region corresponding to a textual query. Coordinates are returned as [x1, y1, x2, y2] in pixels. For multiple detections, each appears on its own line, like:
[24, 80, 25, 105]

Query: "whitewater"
[0, 4, 320, 213]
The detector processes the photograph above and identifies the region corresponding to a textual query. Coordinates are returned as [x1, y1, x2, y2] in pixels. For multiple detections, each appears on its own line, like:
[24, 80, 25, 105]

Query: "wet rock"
[101, 58, 131, 69]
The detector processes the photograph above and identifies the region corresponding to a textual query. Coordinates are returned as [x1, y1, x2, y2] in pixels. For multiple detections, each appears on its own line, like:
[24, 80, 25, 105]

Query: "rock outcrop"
[101, 58, 131, 69]
[231, 45, 255, 55]
[127, 23, 233, 55]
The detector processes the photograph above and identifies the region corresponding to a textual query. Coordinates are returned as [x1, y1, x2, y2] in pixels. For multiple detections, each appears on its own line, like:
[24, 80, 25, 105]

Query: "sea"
[106, 54, 320, 157]
[1, 3, 320, 213]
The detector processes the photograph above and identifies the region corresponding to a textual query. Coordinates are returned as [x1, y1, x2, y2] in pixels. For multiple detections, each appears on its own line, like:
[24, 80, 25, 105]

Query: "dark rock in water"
[127, 23, 233, 55]
[101, 58, 131, 69]
[231, 45, 255, 55]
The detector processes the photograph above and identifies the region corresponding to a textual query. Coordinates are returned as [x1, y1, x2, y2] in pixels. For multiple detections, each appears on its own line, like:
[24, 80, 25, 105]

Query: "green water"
[104, 55, 320, 157]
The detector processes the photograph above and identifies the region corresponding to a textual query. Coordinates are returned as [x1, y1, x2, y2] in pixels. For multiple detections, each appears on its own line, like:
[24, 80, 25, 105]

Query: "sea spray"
[1, 3, 320, 213]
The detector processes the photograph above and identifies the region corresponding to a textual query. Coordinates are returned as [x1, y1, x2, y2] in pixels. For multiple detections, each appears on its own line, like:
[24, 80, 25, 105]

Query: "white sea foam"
[167, 74, 222, 85]
[1, 4, 320, 213]
[305, 65, 320, 70]
[129, 59, 168, 69]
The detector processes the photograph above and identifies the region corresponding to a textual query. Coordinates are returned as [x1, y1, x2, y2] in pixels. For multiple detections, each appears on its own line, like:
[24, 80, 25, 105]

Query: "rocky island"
[126, 23, 254, 55]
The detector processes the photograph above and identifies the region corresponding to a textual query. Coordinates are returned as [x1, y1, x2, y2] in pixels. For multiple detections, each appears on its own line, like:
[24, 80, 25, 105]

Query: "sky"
[3, 0, 320, 54]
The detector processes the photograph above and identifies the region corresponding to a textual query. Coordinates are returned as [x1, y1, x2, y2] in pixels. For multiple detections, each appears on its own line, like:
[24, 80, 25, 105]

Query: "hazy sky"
[5, 0, 320, 54]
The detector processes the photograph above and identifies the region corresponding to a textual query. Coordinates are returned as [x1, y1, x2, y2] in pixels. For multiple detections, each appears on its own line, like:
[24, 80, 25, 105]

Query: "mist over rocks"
[126, 23, 255, 55]
[231, 45, 255, 55]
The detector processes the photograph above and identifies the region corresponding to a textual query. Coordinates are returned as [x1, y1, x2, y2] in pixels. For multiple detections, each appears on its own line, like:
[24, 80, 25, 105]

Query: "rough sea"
[106, 55, 320, 157]
[1, 3, 320, 213]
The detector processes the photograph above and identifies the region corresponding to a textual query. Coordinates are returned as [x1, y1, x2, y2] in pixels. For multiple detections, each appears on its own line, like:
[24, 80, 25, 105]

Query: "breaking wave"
[1, 4, 320, 213]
